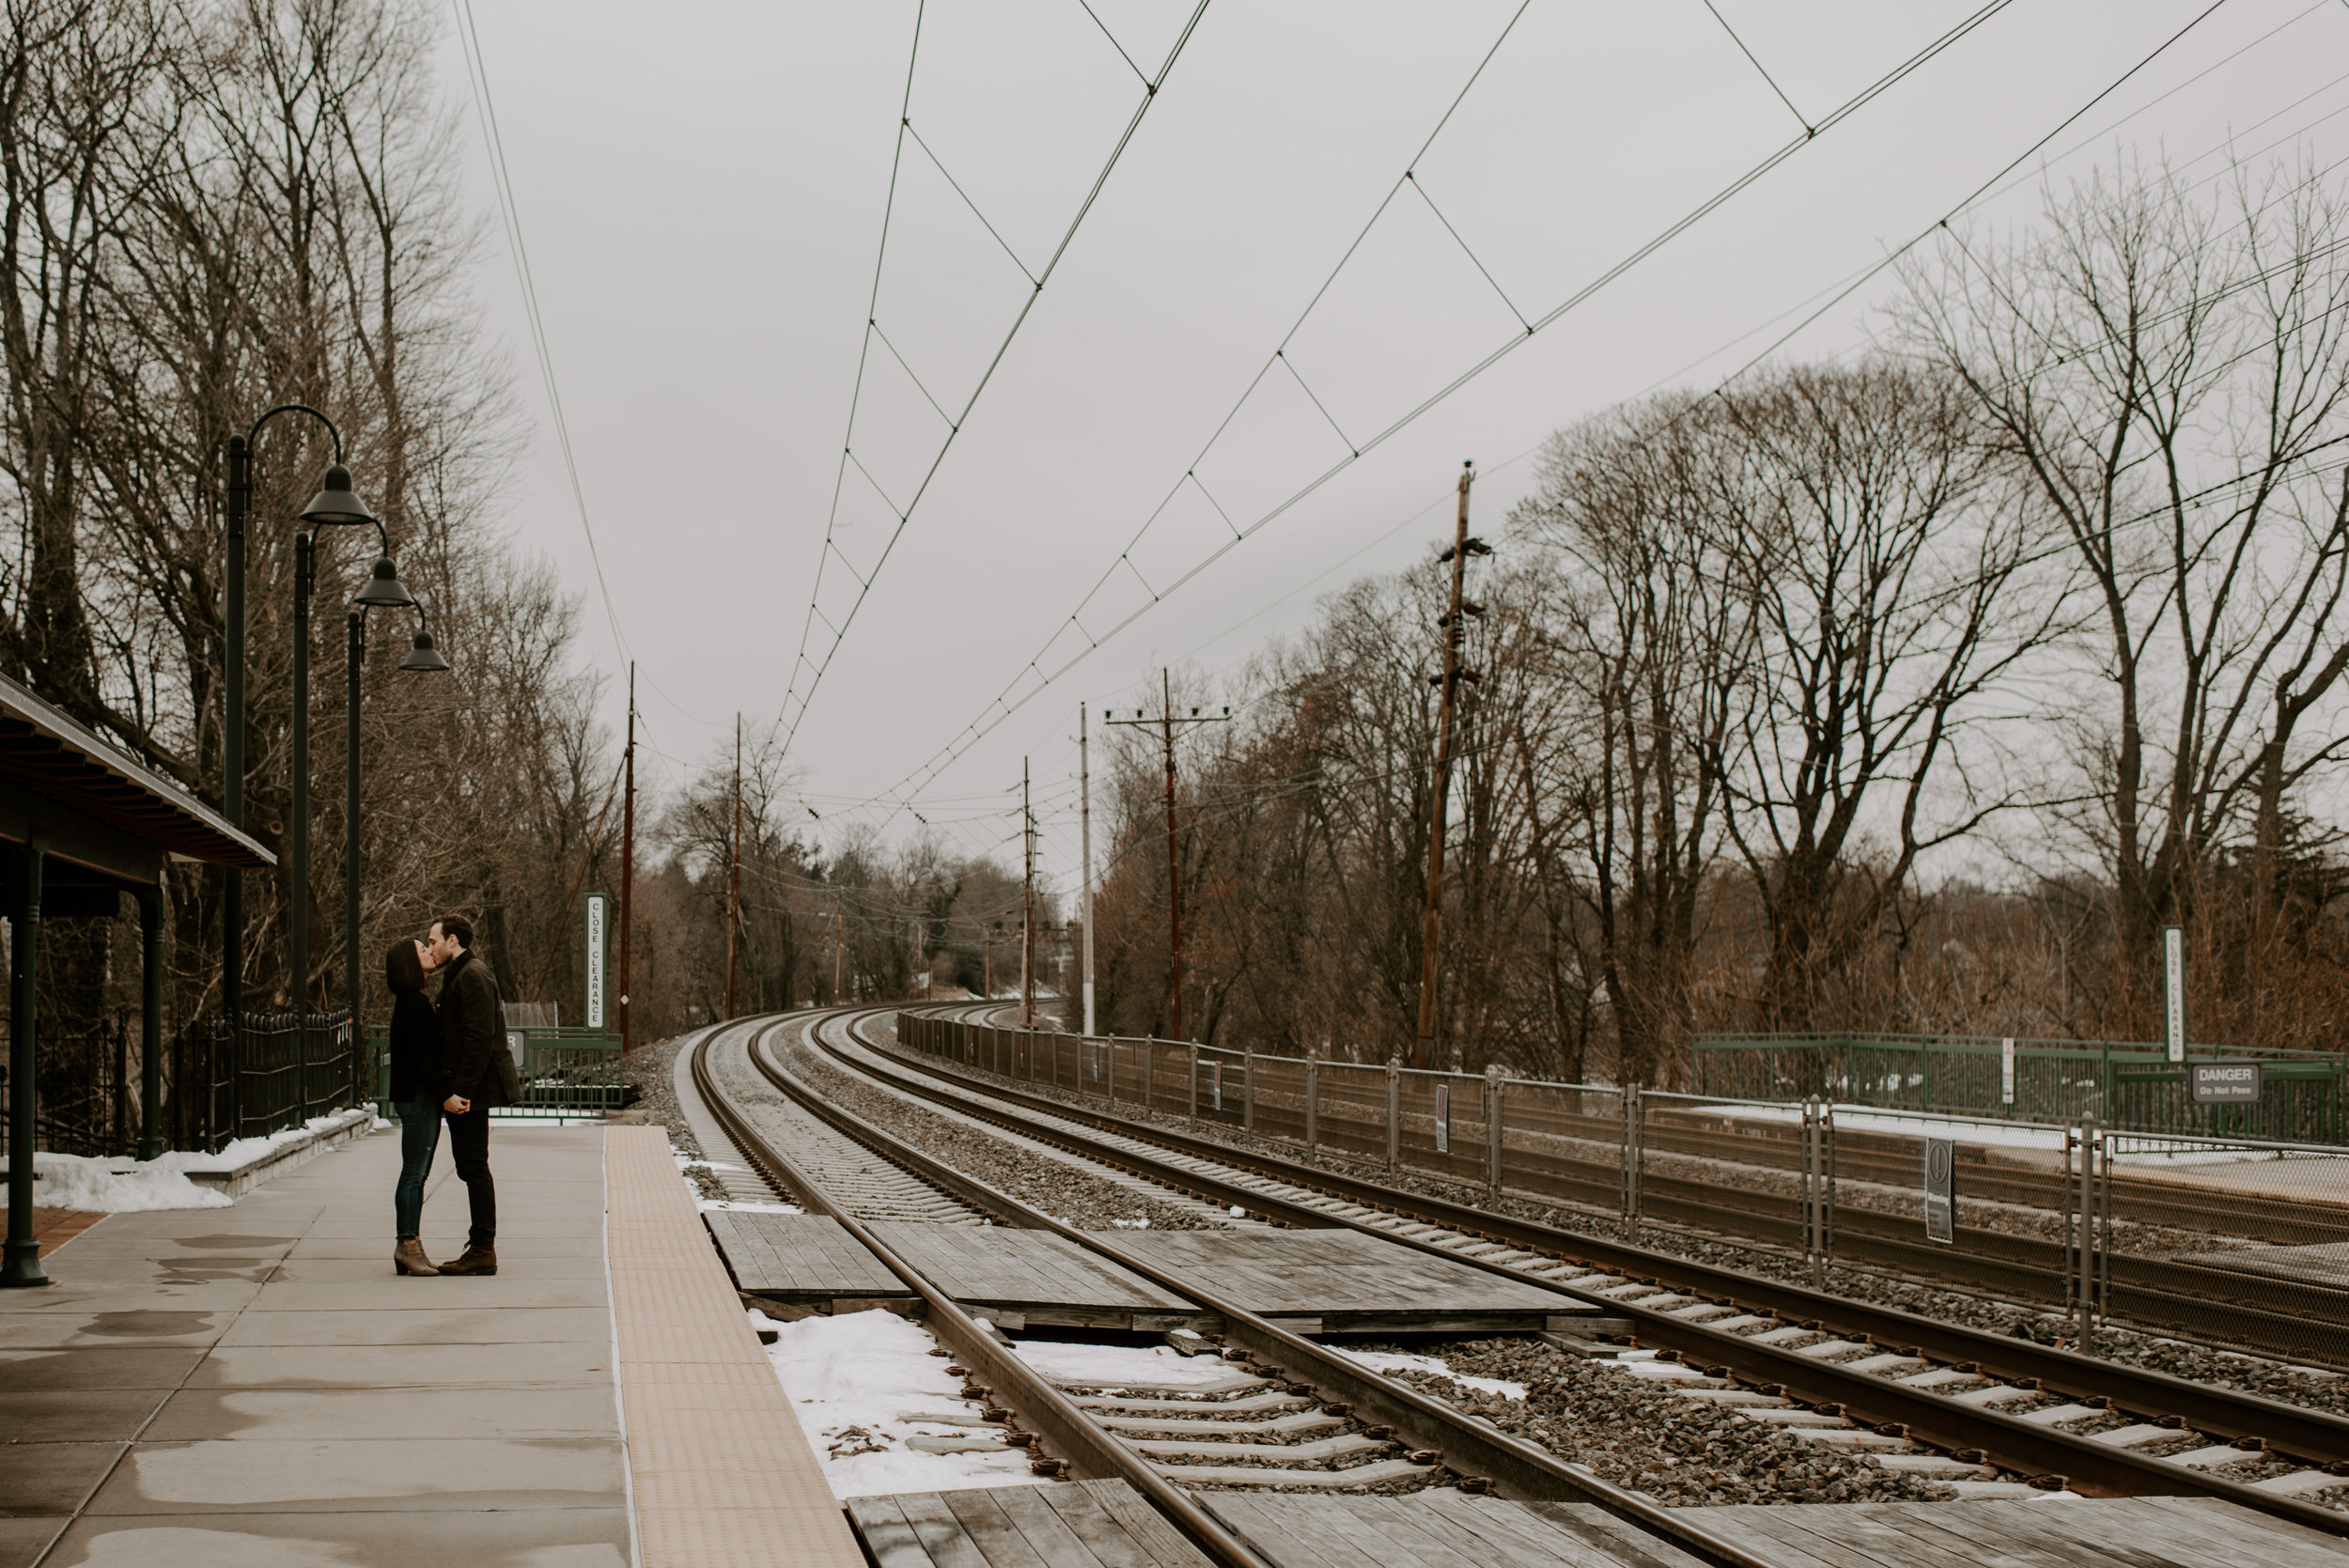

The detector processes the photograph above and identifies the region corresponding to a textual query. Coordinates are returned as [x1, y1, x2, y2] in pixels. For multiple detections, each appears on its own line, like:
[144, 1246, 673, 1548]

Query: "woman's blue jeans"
[393, 1097, 442, 1241]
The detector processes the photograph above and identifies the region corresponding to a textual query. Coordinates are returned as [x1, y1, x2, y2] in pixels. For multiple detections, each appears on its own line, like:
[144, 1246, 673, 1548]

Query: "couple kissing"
[383, 914, 518, 1277]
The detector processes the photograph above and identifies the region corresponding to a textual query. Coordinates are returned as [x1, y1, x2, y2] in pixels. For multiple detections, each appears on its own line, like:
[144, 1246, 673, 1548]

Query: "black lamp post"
[224, 408, 395, 1040]
[342, 598, 448, 1027]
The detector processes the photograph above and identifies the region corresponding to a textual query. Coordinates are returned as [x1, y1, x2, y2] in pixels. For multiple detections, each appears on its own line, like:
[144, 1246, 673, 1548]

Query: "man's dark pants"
[443, 1101, 495, 1250]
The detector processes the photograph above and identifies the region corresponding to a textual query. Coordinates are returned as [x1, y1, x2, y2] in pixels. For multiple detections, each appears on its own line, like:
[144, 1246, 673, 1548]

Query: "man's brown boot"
[437, 1245, 497, 1276]
[394, 1239, 438, 1276]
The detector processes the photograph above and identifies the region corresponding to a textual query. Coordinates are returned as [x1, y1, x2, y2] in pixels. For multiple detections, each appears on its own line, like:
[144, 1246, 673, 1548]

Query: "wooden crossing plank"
[1517, 1502, 1714, 1568]
[704, 1211, 907, 1299]
[2044, 1498, 2335, 1568]
[1198, 1494, 1705, 1568]
[941, 1484, 1070, 1568]
[855, 1483, 1221, 1568]
[852, 1497, 943, 1568]
[1663, 1498, 2349, 1568]
[865, 1221, 1194, 1315]
[1076, 1478, 1221, 1568]
[894, 1490, 1009, 1568]
[1875, 1502, 2134, 1568]
[2141, 1498, 2349, 1566]
[1409, 1491, 1626, 1568]
[1107, 1228, 1579, 1327]
[1034, 1483, 1171, 1568]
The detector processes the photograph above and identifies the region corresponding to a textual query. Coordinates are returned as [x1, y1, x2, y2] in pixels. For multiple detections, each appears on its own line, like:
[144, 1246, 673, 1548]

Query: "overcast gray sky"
[443, 0, 2349, 891]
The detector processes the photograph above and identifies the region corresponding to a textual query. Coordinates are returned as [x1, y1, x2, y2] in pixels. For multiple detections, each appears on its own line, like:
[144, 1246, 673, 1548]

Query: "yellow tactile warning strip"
[608, 1125, 866, 1568]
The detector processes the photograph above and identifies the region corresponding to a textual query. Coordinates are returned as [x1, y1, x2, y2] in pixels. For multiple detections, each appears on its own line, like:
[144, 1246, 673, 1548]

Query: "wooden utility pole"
[1415, 461, 1485, 1070]
[1022, 758, 1036, 1027]
[1079, 704, 1095, 1036]
[1107, 674, 1228, 1040]
[619, 663, 635, 1050]
[724, 713, 741, 1019]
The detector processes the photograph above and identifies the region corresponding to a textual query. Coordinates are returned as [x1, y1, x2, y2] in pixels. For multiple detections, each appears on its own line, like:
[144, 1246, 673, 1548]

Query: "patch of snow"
[1007, 1337, 1242, 1389]
[700, 1199, 803, 1214]
[7, 1112, 368, 1212]
[1327, 1345, 1526, 1400]
[12, 1151, 229, 1212]
[176, 1114, 354, 1172]
[759, 1308, 1044, 1498]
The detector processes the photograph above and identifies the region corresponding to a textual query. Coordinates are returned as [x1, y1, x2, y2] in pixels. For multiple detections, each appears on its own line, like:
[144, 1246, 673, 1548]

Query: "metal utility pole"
[832, 897, 845, 1002]
[1415, 461, 1486, 1071]
[1022, 758, 1036, 1027]
[724, 714, 741, 1019]
[619, 663, 635, 1050]
[1080, 705, 1096, 1037]
[1107, 674, 1229, 1040]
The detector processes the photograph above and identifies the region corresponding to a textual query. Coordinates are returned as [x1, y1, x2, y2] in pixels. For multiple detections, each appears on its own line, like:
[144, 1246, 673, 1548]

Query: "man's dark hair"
[384, 940, 426, 995]
[433, 913, 475, 952]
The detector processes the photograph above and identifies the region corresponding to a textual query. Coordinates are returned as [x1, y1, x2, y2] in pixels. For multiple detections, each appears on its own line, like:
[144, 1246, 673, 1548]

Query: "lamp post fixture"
[224, 406, 397, 1032]
[343, 599, 447, 1026]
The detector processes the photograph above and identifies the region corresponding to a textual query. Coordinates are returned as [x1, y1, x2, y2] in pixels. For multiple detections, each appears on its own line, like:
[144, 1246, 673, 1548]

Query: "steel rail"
[844, 1007, 2349, 1534]
[692, 1017, 1275, 1568]
[750, 1008, 1780, 1568]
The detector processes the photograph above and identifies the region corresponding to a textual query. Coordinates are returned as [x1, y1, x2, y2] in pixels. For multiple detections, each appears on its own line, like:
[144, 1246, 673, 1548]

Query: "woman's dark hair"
[384, 939, 426, 995]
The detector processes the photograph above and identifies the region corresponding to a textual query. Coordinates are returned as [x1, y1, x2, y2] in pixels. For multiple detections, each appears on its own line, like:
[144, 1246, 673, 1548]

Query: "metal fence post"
[1386, 1057, 1401, 1168]
[1621, 1083, 1643, 1238]
[1242, 1046, 1255, 1132]
[1144, 1036, 1156, 1110]
[1486, 1065, 1504, 1194]
[2068, 1115, 2108, 1340]
[1305, 1049, 1319, 1154]
[1188, 1044, 1199, 1118]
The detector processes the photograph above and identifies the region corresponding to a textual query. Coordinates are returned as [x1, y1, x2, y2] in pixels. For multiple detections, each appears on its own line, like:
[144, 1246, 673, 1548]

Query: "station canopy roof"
[0, 672, 272, 873]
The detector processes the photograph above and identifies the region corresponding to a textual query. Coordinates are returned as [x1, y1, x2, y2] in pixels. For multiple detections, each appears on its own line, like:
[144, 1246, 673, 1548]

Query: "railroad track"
[822, 1001, 2349, 1538]
[682, 1011, 1789, 1568]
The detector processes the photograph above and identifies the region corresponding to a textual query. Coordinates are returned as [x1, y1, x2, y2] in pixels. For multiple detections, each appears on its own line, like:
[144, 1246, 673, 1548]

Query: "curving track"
[825, 1001, 2349, 1537]
[680, 1009, 1797, 1568]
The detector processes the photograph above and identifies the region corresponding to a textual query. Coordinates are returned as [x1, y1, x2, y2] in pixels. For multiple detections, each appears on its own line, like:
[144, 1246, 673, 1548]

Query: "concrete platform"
[607, 1125, 864, 1568]
[0, 1122, 630, 1568]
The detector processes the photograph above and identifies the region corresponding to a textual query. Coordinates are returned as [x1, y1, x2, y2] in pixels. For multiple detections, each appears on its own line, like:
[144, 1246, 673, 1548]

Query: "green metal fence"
[367, 1023, 624, 1118]
[1692, 1032, 2349, 1143]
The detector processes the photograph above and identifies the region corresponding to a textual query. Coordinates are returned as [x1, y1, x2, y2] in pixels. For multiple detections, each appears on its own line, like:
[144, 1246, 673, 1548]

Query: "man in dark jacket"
[428, 914, 510, 1275]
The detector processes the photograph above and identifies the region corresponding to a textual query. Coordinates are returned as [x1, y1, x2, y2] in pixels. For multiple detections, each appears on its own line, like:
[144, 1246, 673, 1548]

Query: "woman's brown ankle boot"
[394, 1239, 439, 1276]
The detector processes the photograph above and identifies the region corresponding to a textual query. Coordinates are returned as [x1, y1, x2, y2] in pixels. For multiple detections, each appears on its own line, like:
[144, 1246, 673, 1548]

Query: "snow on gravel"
[702, 1199, 804, 1213]
[1004, 1335, 1238, 1389]
[1328, 1345, 1527, 1400]
[759, 1308, 1045, 1498]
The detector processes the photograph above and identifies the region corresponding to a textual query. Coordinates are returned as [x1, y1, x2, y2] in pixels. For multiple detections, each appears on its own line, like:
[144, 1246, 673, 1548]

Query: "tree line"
[1083, 152, 2349, 1087]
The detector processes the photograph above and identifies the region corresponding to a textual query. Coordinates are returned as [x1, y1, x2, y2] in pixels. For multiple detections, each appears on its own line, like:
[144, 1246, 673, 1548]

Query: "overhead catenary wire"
[773, 1, 1213, 763]
[861, 0, 2028, 822]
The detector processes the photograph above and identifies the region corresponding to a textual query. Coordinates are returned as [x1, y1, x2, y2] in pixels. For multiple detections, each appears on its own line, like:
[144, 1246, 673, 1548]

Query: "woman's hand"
[443, 1094, 471, 1115]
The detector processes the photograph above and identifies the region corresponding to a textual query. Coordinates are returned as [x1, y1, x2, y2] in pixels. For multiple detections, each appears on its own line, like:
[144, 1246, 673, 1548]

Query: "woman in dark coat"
[385, 939, 443, 1276]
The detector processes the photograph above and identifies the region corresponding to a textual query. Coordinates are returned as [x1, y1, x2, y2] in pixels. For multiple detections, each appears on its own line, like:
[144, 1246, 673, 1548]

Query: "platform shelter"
[0, 672, 273, 1288]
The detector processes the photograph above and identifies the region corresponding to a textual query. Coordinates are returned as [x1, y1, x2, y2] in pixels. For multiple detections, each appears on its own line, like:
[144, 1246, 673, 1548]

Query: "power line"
[871, 0, 2026, 817]
[451, 0, 627, 666]
[772, 1, 1213, 763]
